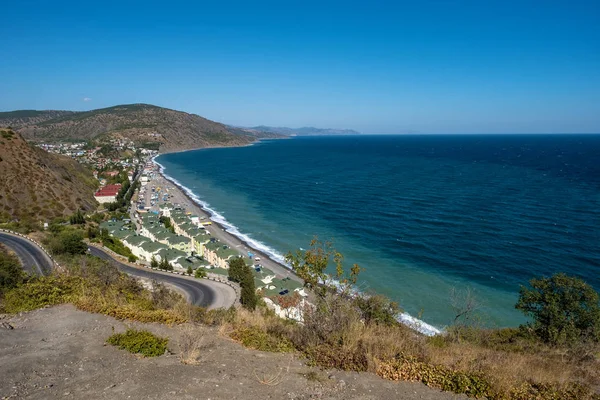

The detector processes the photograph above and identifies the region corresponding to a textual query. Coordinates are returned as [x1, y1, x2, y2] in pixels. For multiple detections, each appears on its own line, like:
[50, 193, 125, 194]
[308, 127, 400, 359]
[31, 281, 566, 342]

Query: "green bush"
[106, 328, 168, 357]
[0, 246, 25, 293]
[49, 230, 87, 255]
[354, 294, 400, 326]
[194, 268, 207, 278]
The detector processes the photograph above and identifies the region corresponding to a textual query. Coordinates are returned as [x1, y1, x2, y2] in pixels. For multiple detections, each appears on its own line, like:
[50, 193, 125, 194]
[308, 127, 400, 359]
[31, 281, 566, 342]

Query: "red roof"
[95, 184, 122, 197]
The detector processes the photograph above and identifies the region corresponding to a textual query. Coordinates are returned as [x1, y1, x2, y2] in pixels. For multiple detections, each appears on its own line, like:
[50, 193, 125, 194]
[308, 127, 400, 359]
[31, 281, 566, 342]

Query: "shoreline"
[152, 151, 442, 336]
[152, 156, 302, 284]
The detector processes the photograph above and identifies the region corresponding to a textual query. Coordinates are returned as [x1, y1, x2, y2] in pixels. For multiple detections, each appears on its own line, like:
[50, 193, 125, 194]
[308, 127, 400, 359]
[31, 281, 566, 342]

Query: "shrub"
[0, 245, 25, 293]
[194, 268, 206, 278]
[354, 294, 400, 327]
[48, 230, 87, 255]
[107, 328, 168, 357]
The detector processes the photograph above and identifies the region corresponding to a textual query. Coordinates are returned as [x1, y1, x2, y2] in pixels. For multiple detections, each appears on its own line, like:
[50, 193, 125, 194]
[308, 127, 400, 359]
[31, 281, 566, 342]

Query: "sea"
[156, 134, 600, 331]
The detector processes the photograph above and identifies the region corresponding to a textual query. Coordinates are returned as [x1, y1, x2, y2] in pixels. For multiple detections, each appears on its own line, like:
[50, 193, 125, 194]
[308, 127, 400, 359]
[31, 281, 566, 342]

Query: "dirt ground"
[0, 305, 465, 400]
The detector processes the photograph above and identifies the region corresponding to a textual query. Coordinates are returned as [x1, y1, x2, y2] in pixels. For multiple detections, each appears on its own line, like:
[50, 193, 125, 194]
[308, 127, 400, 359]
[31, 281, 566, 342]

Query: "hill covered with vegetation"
[0, 104, 282, 152]
[0, 128, 98, 225]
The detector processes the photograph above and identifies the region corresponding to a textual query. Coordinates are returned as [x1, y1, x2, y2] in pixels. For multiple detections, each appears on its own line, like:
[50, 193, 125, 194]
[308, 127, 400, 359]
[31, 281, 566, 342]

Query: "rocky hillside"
[1, 104, 281, 152]
[0, 129, 98, 223]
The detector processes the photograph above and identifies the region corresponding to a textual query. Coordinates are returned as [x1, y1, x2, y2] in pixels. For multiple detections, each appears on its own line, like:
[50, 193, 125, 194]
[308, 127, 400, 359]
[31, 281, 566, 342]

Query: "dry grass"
[215, 293, 600, 399]
[178, 325, 206, 365]
[252, 354, 294, 386]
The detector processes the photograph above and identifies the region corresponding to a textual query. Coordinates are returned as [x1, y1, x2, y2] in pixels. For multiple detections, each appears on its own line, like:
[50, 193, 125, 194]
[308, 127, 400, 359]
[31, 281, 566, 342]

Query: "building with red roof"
[94, 184, 122, 204]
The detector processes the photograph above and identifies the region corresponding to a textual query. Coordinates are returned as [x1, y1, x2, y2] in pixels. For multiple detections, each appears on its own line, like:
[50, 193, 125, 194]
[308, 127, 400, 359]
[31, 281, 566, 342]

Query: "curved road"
[0, 232, 53, 276]
[88, 246, 223, 308]
[0, 232, 234, 309]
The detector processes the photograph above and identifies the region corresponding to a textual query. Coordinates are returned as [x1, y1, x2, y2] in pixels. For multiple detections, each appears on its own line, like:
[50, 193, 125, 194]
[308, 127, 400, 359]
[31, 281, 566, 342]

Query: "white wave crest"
[154, 157, 287, 265]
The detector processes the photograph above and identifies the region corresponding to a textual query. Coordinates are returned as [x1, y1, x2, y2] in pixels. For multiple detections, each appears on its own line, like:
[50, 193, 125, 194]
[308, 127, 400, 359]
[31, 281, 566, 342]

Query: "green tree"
[186, 265, 193, 275]
[150, 256, 159, 269]
[228, 257, 246, 283]
[159, 257, 169, 270]
[240, 264, 257, 310]
[516, 273, 600, 345]
[285, 237, 362, 296]
[69, 209, 85, 225]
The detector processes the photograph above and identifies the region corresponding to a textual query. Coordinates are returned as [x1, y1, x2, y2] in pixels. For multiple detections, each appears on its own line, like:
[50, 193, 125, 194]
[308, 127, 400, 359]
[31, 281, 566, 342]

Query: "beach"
[150, 168, 303, 286]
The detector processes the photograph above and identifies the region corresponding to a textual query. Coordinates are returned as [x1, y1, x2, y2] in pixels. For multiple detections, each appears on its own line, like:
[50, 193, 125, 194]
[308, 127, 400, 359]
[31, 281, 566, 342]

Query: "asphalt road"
[88, 246, 217, 308]
[0, 232, 53, 276]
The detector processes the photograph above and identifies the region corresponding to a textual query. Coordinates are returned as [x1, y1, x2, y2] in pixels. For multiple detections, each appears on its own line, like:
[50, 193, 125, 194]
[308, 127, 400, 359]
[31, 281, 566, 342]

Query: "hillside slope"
[0, 110, 76, 129]
[4, 104, 281, 152]
[0, 129, 98, 223]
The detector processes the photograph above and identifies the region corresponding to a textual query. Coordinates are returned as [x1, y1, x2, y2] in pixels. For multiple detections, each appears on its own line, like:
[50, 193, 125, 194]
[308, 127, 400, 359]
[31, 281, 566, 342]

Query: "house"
[156, 248, 187, 269]
[139, 241, 167, 262]
[122, 235, 150, 260]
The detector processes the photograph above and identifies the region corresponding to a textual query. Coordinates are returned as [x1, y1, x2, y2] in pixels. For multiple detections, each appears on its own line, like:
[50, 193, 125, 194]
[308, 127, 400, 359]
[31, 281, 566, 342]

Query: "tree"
[240, 264, 257, 310]
[285, 237, 362, 296]
[228, 257, 246, 283]
[69, 209, 85, 225]
[516, 273, 600, 345]
[186, 266, 193, 275]
[159, 257, 169, 270]
[150, 256, 159, 269]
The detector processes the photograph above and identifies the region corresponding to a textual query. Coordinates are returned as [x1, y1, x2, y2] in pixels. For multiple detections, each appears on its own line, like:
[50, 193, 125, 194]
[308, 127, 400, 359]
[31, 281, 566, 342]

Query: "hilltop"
[0, 104, 282, 153]
[244, 125, 361, 136]
[0, 128, 98, 224]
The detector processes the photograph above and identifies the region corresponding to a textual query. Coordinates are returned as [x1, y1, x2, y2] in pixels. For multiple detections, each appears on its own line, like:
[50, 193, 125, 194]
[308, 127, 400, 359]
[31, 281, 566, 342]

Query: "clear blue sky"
[1, 0, 598, 133]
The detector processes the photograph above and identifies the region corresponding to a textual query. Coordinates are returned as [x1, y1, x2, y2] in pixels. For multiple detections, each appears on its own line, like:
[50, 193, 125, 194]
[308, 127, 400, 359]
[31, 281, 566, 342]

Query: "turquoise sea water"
[156, 135, 600, 329]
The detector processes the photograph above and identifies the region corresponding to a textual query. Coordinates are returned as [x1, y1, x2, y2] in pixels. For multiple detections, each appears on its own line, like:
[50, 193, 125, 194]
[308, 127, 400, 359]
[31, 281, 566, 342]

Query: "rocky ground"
[0, 305, 464, 400]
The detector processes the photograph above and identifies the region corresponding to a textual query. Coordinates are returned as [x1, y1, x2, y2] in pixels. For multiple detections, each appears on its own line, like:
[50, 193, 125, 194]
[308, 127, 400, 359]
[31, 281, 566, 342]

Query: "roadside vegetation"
[107, 328, 168, 357]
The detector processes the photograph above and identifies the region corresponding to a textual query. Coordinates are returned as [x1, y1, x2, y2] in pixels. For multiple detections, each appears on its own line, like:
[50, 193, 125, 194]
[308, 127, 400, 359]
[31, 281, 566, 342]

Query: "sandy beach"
[151, 170, 303, 285]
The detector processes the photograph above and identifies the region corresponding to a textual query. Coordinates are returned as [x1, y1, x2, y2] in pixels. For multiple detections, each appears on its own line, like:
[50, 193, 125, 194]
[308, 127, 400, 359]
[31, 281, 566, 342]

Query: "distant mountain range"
[0, 104, 282, 153]
[240, 126, 361, 136]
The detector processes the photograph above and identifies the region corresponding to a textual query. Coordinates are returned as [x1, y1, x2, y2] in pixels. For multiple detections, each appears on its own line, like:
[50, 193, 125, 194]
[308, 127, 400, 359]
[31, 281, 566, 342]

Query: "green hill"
[1, 104, 281, 152]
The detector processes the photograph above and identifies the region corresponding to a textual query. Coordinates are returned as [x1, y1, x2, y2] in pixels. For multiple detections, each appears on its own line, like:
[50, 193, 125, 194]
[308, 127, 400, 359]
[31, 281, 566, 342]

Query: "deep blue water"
[157, 135, 600, 329]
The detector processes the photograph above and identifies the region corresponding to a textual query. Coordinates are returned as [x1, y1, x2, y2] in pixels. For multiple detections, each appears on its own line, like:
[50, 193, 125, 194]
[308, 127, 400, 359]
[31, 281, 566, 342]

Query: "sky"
[1, 0, 599, 133]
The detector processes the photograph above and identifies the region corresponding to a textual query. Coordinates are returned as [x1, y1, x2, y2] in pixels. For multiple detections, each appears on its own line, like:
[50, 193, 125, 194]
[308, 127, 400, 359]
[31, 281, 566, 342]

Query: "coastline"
[152, 155, 302, 284]
[152, 150, 442, 337]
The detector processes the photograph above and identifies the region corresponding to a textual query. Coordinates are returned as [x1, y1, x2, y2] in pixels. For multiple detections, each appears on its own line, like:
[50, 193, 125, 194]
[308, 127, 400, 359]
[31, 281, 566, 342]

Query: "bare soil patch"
[0, 305, 463, 399]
